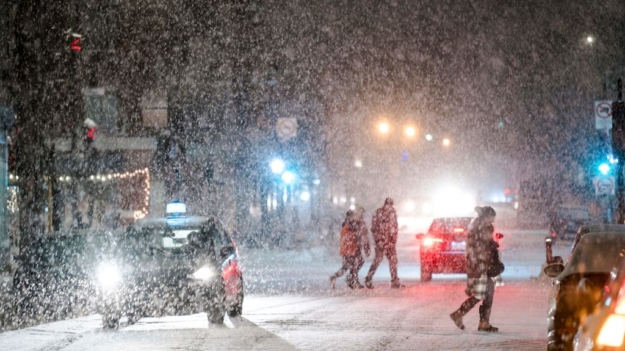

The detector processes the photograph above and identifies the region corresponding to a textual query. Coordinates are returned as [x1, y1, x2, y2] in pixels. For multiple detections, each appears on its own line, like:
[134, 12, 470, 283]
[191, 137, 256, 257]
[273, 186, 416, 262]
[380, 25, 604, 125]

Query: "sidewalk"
[0, 272, 15, 331]
[0, 315, 102, 351]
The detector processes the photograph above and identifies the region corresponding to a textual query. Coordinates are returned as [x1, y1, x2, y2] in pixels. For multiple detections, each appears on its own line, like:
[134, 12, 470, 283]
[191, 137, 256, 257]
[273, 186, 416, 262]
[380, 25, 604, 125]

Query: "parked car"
[545, 224, 625, 266]
[574, 252, 625, 351]
[96, 203, 244, 329]
[416, 217, 502, 282]
[544, 233, 625, 351]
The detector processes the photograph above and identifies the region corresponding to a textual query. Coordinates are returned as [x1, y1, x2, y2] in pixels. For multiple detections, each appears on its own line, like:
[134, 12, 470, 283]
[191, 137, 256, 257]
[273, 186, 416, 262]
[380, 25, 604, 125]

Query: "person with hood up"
[330, 210, 365, 289]
[449, 206, 501, 332]
[364, 198, 404, 289]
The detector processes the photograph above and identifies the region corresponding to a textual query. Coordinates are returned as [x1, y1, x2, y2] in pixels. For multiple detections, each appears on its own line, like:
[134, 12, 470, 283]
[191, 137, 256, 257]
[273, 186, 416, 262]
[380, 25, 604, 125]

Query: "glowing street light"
[405, 126, 416, 138]
[299, 191, 311, 201]
[354, 160, 363, 168]
[270, 158, 285, 174]
[378, 122, 390, 134]
[586, 35, 595, 44]
[442, 138, 451, 147]
[599, 163, 611, 176]
[281, 171, 295, 184]
[425, 134, 433, 141]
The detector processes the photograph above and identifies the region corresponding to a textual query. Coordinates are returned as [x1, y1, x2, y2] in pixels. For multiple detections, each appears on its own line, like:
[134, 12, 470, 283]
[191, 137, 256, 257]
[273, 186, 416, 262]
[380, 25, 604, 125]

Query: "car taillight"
[423, 237, 444, 246]
[597, 284, 625, 348]
[597, 315, 625, 347]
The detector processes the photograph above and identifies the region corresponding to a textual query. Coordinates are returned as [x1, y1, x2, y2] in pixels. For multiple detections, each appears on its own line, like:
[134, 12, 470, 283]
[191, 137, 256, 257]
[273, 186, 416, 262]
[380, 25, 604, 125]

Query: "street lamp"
[281, 171, 295, 184]
[354, 160, 363, 168]
[586, 35, 595, 45]
[443, 138, 451, 147]
[425, 134, 433, 141]
[405, 126, 416, 138]
[378, 122, 390, 134]
[599, 163, 611, 176]
[270, 158, 285, 174]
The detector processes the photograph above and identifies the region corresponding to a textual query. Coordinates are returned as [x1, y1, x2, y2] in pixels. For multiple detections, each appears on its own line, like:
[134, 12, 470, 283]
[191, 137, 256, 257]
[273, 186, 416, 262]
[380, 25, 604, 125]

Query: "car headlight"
[97, 263, 121, 291]
[192, 266, 216, 281]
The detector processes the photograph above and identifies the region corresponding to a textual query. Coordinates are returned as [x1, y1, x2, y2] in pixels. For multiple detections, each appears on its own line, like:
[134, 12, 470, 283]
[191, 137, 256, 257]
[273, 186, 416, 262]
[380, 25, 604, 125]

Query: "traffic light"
[84, 118, 98, 143]
[599, 163, 611, 175]
[70, 37, 82, 52]
[64, 29, 83, 53]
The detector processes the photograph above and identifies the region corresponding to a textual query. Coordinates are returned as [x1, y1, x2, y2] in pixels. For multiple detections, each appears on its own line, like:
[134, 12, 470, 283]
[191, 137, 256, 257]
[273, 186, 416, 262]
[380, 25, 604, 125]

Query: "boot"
[478, 319, 498, 332]
[478, 305, 498, 332]
[329, 276, 336, 289]
[391, 281, 405, 289]
[364, 280, 374, 289]
[449, 311, 465, 330]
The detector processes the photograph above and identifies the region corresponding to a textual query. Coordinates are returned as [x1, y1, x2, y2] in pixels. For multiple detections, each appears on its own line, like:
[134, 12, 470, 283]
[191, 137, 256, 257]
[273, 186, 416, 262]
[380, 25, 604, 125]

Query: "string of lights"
[8, 168, 151, 218]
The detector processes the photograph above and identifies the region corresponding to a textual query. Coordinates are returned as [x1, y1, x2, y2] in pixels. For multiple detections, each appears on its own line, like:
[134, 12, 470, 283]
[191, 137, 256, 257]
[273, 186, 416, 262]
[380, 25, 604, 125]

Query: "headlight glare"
[192, 266, 215, 281]
[97, 263, 121, 290]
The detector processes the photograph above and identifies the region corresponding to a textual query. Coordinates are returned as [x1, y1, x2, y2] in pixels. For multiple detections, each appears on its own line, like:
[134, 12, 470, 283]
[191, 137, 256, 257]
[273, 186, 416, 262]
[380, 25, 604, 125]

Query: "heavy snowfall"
[0, 0, 624, 350]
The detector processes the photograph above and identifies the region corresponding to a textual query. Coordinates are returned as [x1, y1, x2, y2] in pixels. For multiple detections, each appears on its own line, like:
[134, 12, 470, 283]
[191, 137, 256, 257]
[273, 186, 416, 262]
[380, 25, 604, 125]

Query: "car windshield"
[557, 207, 590, 221]
[429, 218, 472, 234]
[562, 233, 625, 278]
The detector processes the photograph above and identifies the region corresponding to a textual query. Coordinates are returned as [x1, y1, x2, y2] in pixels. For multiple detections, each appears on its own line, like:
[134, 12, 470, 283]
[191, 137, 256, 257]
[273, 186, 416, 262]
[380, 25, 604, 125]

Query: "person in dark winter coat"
[364, 198, 404, 289]
[352, 206, 371, 286]
[330, 211, 365, 289]
[449, 206, 500, 332]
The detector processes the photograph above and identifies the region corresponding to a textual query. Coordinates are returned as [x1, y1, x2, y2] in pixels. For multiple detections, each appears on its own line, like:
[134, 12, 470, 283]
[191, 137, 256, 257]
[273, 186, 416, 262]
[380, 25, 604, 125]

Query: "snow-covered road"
[0, 229, 566, 350]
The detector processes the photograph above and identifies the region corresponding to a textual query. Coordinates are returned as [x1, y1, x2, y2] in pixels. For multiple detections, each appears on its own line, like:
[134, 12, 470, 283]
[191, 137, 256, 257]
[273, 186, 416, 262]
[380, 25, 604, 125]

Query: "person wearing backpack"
[364, 198, 404, 289]
[329, 211, 364, 289]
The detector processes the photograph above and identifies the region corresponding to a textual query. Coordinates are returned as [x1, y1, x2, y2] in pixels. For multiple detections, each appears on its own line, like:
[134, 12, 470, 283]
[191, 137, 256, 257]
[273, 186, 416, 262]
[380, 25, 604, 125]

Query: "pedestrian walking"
[449, 206, 502, 332]
[330, 211, 365, 289]
[353, 206, 371, 286]
[364, 198, 404, 289]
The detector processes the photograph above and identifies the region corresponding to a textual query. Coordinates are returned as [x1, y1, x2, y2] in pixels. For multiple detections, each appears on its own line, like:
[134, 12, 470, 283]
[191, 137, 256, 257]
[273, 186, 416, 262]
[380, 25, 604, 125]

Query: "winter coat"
[339, 221, 358, 256]
[354, 216, 370, 254]
[371, 205, 398, 248]
[465, 217, 495, 300]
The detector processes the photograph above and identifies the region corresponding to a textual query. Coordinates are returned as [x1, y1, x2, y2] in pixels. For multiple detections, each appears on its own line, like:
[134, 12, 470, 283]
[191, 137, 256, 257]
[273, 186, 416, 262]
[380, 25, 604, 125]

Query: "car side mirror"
[416, 233, 425, 240]
[495, 233, 504, 240]
[544, 263, 565, 278]
[220, 245, 235, 259]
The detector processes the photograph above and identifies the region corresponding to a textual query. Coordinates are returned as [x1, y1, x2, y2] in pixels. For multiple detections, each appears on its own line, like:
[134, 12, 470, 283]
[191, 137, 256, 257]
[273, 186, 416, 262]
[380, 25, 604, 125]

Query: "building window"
[83, 88, 119, 134]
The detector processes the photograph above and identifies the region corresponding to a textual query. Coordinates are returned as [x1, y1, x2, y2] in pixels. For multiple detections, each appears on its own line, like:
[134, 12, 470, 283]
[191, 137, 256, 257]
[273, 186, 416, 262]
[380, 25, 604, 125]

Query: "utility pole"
[14, 1, 53, 259]
[612, 79, 625, 223]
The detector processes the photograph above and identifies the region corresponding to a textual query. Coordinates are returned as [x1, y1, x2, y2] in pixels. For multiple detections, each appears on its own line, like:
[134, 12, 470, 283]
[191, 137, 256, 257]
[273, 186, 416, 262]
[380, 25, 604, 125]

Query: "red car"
[416, 217, 472, 282]
[417, 217, 503, 282]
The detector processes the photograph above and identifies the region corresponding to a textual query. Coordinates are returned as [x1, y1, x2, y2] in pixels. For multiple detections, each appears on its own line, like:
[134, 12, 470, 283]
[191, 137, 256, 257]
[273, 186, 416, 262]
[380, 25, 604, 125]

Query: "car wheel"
[420, 263, 433, 282]
[228, 276, 244, 317]
[102, 315, 120, 329]
[127, 312, 141, 325]
[208, 306, 225, 324]
[206, 277, 226, 325]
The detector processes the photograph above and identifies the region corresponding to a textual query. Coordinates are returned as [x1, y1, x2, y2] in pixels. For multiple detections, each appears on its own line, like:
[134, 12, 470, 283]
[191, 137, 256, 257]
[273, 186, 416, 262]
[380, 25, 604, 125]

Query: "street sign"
[595, 100, 613, 130]
[593, 176, 616, 196]
[276, 118, 298, 141]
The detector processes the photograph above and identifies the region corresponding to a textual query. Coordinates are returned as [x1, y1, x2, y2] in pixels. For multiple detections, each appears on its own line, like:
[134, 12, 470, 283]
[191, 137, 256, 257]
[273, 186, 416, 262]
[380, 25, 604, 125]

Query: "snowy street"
[0, 229, 567, 350]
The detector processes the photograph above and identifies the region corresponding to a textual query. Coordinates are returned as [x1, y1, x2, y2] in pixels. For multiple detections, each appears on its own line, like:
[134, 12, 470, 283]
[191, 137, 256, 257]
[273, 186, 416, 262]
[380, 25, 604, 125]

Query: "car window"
[210, 221, 231, 247]
[428, 218, 471, 234]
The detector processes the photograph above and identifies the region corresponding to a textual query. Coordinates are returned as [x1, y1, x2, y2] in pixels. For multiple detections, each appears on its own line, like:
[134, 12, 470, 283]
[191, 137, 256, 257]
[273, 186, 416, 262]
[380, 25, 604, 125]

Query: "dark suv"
[416, 217, 473, 282]
[97, 215, 244, 328]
